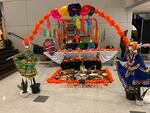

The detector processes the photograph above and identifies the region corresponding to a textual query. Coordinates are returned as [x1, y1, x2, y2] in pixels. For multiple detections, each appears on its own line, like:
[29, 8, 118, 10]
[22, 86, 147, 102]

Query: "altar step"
[0, 47, 18, 80]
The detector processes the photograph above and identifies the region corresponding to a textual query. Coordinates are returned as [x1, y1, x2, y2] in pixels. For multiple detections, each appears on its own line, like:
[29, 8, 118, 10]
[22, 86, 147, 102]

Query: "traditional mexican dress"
[14, 49, 37, 79]
[43, 39, 56, 54]
[116, 51, 150, 90]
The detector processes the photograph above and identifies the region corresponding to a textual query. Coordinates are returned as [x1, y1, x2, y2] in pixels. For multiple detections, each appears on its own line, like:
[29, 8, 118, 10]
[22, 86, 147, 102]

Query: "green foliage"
[17, 79, 28, 93]
[141, 88, 149, 99]
[134, 86, 149, 100]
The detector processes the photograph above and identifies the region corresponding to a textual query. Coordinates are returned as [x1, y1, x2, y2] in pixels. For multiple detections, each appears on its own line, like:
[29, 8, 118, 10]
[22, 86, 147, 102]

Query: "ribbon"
[102, 29, 106, 42]
[81, 19, 86, 34]
[47, 19, 52, 37]
[39, 26, 43, 35]
[87, 15, 90, 34]
[72, 16, 76, 26]
[28, 40, 32, 48]
[43, 29, 47, 37]
[98, 32, 102, 44]
[53, 29, 56, 39]
[94, 18, 98, 44]
[47, 19, 51, 30]
[76, 17, 81, 29]
[46, 30, 50, 37]
[90, 19, 93, 37]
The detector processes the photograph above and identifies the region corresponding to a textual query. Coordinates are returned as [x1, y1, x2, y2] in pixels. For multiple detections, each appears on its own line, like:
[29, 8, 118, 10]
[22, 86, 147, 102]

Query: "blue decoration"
[88, 43, 95, 49]
[43, 29, 47, 37]
[87, 15, 90, 34]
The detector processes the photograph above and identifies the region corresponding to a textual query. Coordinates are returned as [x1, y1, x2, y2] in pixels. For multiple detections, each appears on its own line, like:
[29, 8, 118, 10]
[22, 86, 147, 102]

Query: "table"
[61, 60, 102, 70]
[43, 49, 118, 64]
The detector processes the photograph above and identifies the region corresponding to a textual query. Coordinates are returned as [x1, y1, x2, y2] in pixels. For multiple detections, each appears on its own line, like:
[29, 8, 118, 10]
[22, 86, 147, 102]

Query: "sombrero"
[51, 9, 62, 20]
[80, 5, 92, 16]
[68, 3, 81, 17]
[88, 6, 95, 16]
[58, 6, 69, 17]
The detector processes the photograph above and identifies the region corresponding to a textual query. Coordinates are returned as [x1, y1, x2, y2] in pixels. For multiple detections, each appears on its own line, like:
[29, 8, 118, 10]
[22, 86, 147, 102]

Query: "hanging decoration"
[47, 19, 51, 30]
[87, 15, 90, 34]
[39, 26, 43, 35]
[94, 18, 98, 44]
[102, 29, 106, 43]
[74, 35, 80, 43]
[23, 38, 30, 44]
[81, 19, 85, 33]
[32, 29, 38, 35]
[35, 24, 40, 31]
[72, 16, 77, 26]
[46, 30, 50, 37]
[76, 17, 81, 29]
[98, 32, 102, 43]
[29, 35, 34, 41]
[58, 6, 69, 17]
[43, 29, 47, 37]
[23, 3, 130, 47]
[68, 3, 81, 17]
[51, 9, 62, 20]
[39, 18, 45, 24]
[80, 5, 92, 16]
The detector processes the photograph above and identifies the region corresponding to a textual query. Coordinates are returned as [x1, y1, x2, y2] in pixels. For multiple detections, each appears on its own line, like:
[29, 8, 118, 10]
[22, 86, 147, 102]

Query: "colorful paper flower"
[23, 39, 30, 44]
[51, 9, 62, 20]
[29, 35, 34, 41]
[80, 5, 92, 16]
[68, 3, 81, 17]
[58, 6, 69, 17]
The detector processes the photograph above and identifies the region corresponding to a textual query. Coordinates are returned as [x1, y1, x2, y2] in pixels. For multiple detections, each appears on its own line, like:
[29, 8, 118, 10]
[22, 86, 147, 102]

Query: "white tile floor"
[0, 63, 150, 113]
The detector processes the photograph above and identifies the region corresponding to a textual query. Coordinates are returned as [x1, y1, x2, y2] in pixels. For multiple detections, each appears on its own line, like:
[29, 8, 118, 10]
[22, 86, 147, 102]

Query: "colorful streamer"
[76, 17, 81, 29]
[98, 32, 102, 43]
[90, 20, 93, 37]
[46, 30, 50, 37]
[81, 19, 85, 33]
[23, 3, 130, 47]
[43, 29, 47, 37]
[72, 16, 76, 26]
[87, 15, 90, 34]
[39, 26, 43, 35]
[47, 19, 51, 30]
[94, 18, 98, 44]
[102, 29, 106, 42]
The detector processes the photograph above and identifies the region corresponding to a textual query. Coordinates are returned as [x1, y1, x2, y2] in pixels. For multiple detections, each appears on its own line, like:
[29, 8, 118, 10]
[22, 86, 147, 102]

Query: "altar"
[43, 48, 118, 64]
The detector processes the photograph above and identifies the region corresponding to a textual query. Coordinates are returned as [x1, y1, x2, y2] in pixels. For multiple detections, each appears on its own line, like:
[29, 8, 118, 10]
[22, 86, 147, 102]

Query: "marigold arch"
[23, 4, 130, 47]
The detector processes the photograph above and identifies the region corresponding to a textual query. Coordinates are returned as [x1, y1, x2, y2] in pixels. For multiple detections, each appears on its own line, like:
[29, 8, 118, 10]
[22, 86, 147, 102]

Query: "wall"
[1, 0, 133, 50]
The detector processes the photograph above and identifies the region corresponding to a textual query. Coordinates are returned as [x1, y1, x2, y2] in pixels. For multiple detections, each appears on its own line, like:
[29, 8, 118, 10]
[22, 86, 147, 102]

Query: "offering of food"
[102, 73, 107, 77]
[48, 68, 113, 87]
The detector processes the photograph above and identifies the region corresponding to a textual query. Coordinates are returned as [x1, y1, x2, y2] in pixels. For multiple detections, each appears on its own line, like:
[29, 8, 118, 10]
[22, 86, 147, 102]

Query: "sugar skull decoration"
[128, 41, 139, 52]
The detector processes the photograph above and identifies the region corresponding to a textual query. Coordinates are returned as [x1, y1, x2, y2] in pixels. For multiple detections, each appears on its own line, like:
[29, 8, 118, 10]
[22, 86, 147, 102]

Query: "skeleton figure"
[116, 41, 150, 90]
[13, 45, 37, 79]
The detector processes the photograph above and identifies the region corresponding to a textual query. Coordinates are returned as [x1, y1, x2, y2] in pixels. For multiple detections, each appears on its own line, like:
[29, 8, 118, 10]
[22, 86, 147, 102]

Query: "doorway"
[132, 13, 150, 55]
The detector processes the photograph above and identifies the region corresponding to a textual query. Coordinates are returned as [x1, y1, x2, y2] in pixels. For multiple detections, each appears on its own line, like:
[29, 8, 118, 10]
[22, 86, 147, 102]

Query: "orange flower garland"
[23, 4, 130, 47]
[47, 68, 114, 86]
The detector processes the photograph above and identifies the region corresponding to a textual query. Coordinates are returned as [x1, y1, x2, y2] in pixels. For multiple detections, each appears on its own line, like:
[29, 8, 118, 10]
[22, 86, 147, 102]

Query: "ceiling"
[132, 1, 150, 13]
